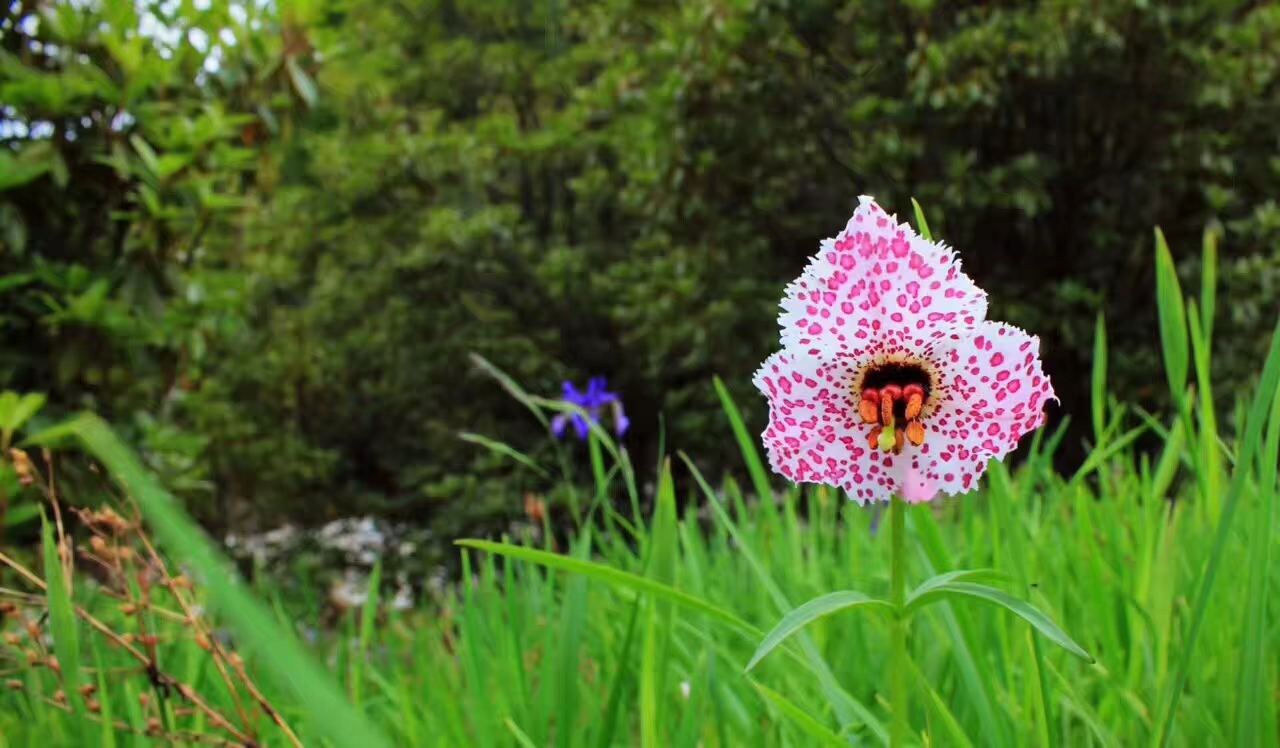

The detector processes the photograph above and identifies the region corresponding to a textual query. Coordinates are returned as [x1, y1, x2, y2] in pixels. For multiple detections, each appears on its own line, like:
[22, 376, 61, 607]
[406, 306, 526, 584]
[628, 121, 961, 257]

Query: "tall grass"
[0, 227, 1277, 747]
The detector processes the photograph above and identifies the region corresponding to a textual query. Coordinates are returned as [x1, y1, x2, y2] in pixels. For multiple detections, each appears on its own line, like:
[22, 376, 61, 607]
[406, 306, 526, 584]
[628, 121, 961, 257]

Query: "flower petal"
[920, 321, 1056, 496]
[571, 413, 591, 440]
[778, 196, 988, 359]
[900, 464, 938, 504]
[562, 380, 584, 403]
[752, 348, 914, 505]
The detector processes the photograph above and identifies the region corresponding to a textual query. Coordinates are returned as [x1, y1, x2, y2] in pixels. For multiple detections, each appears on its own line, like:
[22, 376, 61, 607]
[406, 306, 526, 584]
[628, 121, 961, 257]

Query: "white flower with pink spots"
[753, 196, 1056, 504]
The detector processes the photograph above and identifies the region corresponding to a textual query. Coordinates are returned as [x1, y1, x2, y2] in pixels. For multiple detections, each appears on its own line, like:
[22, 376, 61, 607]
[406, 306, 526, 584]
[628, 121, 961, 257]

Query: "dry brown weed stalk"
[0, 448, 303, 747]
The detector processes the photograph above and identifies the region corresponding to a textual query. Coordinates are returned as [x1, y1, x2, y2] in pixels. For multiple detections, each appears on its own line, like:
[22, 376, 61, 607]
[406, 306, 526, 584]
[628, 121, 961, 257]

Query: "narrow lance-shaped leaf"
[906, 581, 1093, 663]
[746, 591, 893, 672]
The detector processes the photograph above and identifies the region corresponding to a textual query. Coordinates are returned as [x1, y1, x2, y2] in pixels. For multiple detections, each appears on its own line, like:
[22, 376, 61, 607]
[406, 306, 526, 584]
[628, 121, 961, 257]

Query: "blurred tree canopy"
[2, 0, 1277, 538]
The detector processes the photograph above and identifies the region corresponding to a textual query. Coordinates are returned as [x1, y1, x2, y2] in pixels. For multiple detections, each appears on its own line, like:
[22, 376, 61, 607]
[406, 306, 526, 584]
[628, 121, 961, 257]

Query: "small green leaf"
[129, 135, 161, 177]
[3, 502, 40, 528]
[0, 204, 27, 255]
[904, 568, 1006, 609]
[20, 419, 83, 449]
[154, 153, 192, 179]
[0, 153, 50, 191]
[911, 197, 933, 241]
[746, 591, 892, 671]
[0, 272, 34, 295]
[286, 57, 319, 108]
[907, 581, 1093, 662]
[4, 393, 47, 434]
[504, 718, 540, 748]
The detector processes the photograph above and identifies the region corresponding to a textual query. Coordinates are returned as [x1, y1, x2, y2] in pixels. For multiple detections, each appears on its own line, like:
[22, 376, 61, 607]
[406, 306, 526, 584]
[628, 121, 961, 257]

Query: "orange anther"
[905, 392, 924, 420]
[859, 398, 880, 424]
[906, 422, 926, 446]
[867, 427, 882, 450]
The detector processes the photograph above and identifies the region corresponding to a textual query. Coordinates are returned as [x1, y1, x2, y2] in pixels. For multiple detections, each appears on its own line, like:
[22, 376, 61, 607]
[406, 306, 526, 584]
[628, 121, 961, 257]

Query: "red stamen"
[880, 384, 900, 427]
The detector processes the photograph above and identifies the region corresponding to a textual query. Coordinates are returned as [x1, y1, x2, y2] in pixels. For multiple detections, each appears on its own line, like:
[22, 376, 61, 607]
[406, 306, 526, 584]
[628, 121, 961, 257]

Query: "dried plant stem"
[36, 695, 247, 747]
[136, 533, 304, 748]
[0, 549, 256, 746]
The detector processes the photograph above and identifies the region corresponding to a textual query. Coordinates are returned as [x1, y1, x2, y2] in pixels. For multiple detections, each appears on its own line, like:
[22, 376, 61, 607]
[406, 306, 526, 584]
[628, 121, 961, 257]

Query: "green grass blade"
[1187, 305, 1222, 518]
[907, 582, 1092, 663]
[680, 453, 881, 740]
[1153, 227, 1189, 399]
[1068, 424, 1148, 486]
[556, 539, 591, 748]
[350, 558, 382, 707]
[907, 505, 1010, 746]
[746, 591, 892, 671]
[713, 376, 774, 508]
[750, 681, 850, 748]
[592, 585, 645, 748]
[904, 656, 974, 748]
[1233, 374, 1280, 746]
[911, 197, 934, 241]
[1155, 320, 1280, 748]
[643, 461, 680, 747]
[1199, 225, 1218, 343]
[504, 717, 540, 748]
[454, 540, 759, 637]
[470, 353, 550, 428]
[92, 645, 116, 748]
[640, 598, 661, 748]
[41, 510, 86, 742]
[458, 432, 552, 479]
[1092, 313, 1108, 445]
[68, 414, 393, 748]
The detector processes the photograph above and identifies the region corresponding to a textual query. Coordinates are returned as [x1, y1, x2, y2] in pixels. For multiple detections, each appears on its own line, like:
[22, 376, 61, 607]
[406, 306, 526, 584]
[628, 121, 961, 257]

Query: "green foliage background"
[2, 0, 1278, 539]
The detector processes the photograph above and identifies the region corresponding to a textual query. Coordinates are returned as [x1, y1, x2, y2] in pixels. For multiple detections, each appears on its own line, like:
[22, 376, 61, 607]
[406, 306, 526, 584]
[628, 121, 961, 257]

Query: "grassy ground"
[1, 232, 1277, 747]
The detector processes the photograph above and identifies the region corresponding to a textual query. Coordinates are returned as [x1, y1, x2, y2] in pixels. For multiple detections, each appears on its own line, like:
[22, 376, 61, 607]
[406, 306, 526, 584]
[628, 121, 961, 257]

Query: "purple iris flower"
[551, 377, 630, 441]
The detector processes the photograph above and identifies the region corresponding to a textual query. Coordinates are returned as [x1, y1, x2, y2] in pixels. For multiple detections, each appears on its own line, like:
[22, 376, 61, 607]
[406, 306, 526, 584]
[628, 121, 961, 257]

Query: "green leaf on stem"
[906, 581, 1093, 663]
[746, 591, 893, 672]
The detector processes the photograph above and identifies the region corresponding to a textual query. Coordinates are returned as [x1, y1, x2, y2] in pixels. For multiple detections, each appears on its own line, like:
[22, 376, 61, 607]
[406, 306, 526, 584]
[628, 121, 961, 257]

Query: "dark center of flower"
[857, 361, 933, 454]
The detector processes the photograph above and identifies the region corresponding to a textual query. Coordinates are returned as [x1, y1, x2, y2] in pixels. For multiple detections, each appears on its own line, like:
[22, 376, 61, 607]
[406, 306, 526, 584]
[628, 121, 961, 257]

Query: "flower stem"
[889, 496, 910, 747]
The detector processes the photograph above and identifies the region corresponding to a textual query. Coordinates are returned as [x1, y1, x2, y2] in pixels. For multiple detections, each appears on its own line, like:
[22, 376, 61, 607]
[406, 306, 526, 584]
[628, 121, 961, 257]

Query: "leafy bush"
[0, 0, 316, 520]
[3, 0, 1279, 542]
[188, 0, 1280, 532]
